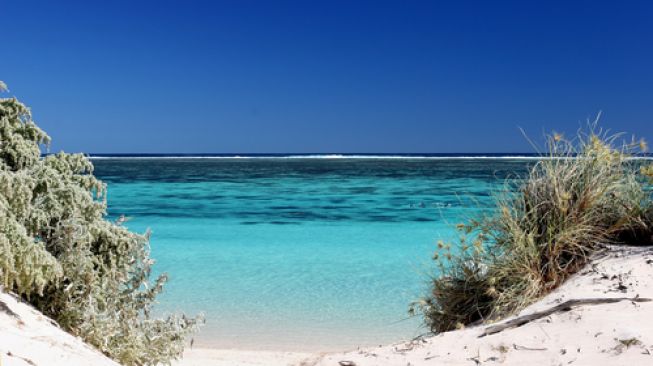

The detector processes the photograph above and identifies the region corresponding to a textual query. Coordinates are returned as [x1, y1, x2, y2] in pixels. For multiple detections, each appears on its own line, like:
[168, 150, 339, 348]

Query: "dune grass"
[414, 125, 653, 333]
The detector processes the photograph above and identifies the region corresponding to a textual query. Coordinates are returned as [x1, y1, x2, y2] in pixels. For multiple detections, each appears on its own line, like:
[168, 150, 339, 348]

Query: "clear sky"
[2, 0, 652, 153]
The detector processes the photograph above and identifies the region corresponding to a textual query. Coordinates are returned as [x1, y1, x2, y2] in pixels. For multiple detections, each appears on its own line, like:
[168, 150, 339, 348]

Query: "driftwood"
[479, 297, 651, 337]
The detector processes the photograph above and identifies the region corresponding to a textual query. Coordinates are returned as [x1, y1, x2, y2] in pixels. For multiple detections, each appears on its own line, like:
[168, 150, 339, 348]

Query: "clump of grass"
[642, 165, 653, 180]
[0, 82, 201, 364]
[414, 124, 653, 333]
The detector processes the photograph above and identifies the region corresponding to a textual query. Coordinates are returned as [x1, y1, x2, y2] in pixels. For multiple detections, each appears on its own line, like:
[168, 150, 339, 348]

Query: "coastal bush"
[0, 82, 200, 365]
[414, 125, 653, 333]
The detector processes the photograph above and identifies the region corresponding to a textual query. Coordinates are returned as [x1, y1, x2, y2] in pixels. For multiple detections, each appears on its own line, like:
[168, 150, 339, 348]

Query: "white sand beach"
[0, 290, 119, 366]
[2, 245, 652, 366]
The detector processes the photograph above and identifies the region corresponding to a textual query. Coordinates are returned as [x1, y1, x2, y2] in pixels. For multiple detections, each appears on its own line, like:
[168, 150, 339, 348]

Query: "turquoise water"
[93, 157, 530, 351]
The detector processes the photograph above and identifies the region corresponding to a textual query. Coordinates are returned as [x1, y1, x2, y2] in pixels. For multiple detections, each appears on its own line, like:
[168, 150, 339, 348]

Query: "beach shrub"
[0, 82, 200, 365]
[414, 125, 653, 333]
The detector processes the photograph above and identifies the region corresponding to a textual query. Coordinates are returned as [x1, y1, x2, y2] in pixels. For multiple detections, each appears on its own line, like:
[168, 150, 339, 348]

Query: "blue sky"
[2, 0, 652, 153]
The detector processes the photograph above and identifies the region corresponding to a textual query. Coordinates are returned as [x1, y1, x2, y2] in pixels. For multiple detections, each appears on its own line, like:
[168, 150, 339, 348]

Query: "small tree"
[0, 81, 200, 365]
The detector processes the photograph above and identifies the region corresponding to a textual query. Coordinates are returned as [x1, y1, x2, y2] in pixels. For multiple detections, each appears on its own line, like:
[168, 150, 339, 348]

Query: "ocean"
[92, 156, 533, 351]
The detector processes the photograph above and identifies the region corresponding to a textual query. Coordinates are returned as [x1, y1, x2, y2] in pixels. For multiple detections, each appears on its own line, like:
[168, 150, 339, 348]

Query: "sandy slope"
[0, 290, 119, 366]
[309, 245, 653, 366]
[178, 245, 653, 366]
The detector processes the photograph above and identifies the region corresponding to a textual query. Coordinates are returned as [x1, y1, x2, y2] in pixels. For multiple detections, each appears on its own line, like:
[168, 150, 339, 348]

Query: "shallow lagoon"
[94, 157, 530, 351]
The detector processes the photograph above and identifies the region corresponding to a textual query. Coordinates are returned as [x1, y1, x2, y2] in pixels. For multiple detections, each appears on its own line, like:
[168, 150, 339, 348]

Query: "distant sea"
[89, 152, 542, 159]
[91, 154, 535, 351]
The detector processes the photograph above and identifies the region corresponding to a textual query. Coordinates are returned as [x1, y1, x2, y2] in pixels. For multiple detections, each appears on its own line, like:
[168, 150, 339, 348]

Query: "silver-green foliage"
[0, 83, 200, 365]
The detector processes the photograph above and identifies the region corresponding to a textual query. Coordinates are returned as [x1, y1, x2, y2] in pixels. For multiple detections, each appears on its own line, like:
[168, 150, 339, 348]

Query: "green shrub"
[0, 82, 200, 365]
[414, 125, 653, 333]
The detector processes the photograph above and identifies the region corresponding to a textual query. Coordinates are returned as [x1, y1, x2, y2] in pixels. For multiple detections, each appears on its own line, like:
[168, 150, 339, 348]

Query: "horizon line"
[37, 152, 653, 160]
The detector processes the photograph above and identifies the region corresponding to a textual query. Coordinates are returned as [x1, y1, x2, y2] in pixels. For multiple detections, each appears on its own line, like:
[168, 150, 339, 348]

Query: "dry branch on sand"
[479, 297, 652, 337]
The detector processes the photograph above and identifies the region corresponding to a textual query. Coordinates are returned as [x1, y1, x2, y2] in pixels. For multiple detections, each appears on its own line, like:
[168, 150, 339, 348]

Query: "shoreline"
[175, 245, 653, 366]
[2, 245, 651, 365]
[173, 349, 313, 366]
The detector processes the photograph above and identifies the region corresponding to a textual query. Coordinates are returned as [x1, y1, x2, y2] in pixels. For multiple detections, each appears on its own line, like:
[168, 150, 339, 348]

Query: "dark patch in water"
[413, 217, 435, 222]
[269, 205, 301, 210]
[318, 205, 356, 210]
[368, 215, 396, 222]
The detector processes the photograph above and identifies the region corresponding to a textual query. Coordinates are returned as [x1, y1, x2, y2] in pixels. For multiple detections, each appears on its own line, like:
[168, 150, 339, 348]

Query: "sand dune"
[0, 290, 119, 366]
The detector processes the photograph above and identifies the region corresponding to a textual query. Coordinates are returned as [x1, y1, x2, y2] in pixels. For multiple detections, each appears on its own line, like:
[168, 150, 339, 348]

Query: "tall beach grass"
[415, 125, 653, 333]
